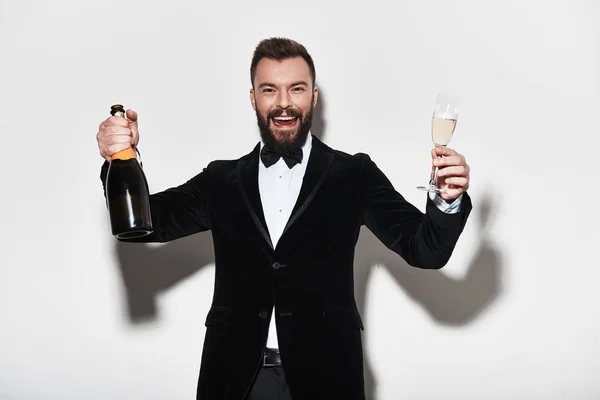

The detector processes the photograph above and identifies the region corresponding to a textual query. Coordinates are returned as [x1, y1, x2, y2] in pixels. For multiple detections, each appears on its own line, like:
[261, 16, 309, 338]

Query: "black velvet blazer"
[100, 135, 472, 400]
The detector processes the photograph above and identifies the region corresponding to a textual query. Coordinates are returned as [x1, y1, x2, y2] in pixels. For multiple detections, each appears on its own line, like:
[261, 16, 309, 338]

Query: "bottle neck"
[110, 109, 136, 161]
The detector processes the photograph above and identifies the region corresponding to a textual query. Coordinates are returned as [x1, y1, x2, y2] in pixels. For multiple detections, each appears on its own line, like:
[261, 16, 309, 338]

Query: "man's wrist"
[429, 192, 463, 214]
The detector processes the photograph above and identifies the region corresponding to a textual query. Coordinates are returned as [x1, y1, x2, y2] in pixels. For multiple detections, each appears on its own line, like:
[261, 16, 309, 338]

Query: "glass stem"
[431, 145, 445, 189]
[431, 165, 439, 187]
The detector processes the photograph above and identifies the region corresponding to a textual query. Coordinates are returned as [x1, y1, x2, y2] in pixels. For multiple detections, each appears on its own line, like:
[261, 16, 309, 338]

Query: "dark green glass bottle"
[105, 104, 153, 239]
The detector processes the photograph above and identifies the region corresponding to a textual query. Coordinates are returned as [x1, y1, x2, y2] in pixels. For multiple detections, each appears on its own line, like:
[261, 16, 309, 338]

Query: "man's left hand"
[430, 146, 470, 201]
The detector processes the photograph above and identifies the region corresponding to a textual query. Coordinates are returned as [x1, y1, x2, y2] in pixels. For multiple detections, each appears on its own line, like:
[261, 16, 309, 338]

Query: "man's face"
[250, 56, 318, 155]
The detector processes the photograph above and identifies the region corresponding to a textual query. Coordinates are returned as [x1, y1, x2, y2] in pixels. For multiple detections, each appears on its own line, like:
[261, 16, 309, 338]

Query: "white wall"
[1, 0, 598, 399]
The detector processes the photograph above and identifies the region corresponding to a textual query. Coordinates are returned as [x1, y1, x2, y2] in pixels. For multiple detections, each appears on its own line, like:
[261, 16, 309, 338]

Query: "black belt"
[263, 347, 282, 367]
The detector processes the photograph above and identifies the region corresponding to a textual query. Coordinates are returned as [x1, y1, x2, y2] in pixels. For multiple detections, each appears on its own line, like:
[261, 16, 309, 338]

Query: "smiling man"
[97, 37, 472, 400]
[251, 50, 317, 158]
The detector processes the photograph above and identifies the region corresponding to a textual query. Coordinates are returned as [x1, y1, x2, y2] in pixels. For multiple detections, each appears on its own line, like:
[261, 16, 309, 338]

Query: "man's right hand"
[96, 109, 140, 161]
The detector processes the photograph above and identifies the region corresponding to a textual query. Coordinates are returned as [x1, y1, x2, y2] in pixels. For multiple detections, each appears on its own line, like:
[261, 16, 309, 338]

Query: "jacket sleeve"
[359, 154, 472, 269]
[100, 160, 211, 243]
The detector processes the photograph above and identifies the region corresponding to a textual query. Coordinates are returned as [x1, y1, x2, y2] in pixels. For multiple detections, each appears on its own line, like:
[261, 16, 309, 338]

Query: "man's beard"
[256, 103, 313, 156]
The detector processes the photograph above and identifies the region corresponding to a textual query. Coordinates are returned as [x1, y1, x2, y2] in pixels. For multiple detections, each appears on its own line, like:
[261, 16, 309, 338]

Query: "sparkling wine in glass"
[417, 93, 460, 193]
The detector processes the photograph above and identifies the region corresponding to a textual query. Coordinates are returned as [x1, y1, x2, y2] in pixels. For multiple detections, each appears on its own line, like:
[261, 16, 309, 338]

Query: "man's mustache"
[267, 108, 302, 119]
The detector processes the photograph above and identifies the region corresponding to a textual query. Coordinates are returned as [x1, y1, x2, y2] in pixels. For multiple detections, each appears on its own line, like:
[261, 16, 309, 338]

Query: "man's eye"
[262, 88, 274, 93]
[292, 87, 305, 92]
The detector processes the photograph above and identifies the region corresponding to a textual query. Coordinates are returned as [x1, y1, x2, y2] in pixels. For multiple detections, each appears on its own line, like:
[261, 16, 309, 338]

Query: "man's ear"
[312, 85, 319, 109]
[250, 88, 256, 111]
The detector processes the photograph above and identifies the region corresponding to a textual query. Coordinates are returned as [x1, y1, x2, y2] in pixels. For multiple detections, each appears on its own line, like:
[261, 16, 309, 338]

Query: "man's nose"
[276, 92, 291, 109]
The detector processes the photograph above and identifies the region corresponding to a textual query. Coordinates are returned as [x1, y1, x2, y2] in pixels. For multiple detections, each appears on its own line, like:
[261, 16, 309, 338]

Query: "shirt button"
[258, 310, 268, 319]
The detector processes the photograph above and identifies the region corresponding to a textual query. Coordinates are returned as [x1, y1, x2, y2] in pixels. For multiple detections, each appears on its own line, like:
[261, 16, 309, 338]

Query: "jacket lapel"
[236, 137, 334, 250]
[281, 137, 334, 237]
[236, 143, 273, 250]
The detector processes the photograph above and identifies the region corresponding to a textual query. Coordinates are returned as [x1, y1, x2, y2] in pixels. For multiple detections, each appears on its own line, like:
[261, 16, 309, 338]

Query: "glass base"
[416, 184, 447, 194]
[115, 229, 153, 239]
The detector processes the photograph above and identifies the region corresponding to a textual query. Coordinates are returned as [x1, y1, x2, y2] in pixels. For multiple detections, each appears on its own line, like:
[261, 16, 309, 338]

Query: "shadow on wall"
[354, 190, 503, 399]
[114, 232, 215, 322]
[110, 89, 503, 399]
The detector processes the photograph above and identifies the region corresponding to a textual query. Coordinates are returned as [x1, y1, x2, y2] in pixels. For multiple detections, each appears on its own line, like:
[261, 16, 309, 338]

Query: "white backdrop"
[1, 0, 599, 399]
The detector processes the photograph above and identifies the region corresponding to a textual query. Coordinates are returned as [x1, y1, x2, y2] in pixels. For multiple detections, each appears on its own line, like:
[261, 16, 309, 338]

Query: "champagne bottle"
[105, 104, 153, 239]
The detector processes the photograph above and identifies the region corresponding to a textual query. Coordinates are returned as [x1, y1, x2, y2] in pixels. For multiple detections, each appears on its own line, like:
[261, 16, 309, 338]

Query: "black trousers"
[248, 366, 293, 400]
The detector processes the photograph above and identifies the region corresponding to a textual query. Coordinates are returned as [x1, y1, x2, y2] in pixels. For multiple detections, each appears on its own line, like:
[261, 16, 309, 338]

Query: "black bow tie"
[260, 146, 303, 168]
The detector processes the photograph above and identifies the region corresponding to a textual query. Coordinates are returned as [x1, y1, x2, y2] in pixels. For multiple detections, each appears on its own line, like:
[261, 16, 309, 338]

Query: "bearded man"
[96, 37, 472, 400]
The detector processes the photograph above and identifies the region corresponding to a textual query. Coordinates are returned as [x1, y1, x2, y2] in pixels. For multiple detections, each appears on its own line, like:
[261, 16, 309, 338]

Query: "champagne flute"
[417, 93, 460, 194]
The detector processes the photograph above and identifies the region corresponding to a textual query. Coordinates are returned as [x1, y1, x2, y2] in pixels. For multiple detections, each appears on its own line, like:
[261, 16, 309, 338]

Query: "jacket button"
[258, 310, 268, 319]
[272, 262, 281, 270]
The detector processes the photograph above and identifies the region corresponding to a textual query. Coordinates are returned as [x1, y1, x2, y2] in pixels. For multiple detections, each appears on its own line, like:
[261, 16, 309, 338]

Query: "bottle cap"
[110, 104, 125, 116]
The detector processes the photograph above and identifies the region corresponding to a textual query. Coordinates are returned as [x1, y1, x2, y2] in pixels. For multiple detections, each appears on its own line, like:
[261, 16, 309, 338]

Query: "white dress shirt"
[257, 133, 462, 349]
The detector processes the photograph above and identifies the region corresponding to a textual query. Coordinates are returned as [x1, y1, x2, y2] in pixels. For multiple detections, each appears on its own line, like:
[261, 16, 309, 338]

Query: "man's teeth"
[273, 117, 296, 121]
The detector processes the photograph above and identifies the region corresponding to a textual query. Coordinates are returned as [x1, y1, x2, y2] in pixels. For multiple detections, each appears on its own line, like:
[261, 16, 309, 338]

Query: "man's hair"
[250, 37, 316, 87]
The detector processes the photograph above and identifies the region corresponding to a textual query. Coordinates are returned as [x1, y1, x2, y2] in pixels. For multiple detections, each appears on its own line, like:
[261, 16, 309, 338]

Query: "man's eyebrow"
[290, 81, 309, 87]
[257, 82, 276, 89]
[256, 81, 309, 89]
